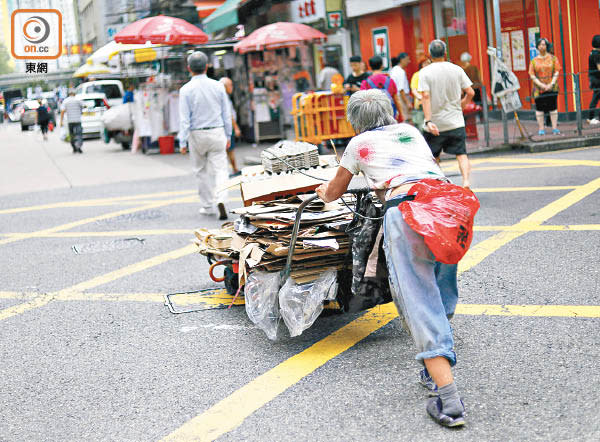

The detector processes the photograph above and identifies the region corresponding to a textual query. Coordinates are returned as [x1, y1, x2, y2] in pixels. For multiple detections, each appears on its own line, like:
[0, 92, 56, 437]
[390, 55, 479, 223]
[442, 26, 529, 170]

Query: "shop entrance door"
[432, 0, 469, 64]
[487, 0, 540, 108]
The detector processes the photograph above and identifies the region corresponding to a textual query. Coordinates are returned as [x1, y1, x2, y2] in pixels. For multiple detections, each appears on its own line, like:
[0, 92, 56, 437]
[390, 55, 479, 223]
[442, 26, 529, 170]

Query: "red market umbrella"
[234, 22, 326, 54]
[114, 16, 209, 45]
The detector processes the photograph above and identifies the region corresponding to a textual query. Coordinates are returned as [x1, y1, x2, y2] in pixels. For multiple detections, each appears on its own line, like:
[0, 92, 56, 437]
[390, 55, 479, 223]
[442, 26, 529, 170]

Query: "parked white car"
[75, 80, 124, 108]
[71, 93, 109, 138]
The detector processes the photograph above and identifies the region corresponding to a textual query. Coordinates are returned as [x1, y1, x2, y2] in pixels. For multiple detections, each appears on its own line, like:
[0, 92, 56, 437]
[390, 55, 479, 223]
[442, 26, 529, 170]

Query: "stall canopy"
[87, 41, 161, 65]
[73, 61, 111, 78]
[114, 15, 209, 45]
[233, 22, 327, 53]
[202, 0, 241, 34]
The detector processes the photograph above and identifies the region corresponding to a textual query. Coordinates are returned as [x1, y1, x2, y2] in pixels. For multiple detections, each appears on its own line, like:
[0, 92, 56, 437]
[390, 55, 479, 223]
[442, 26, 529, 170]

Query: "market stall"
[234, 22, 327, 143]
[110, 16, 210, 154]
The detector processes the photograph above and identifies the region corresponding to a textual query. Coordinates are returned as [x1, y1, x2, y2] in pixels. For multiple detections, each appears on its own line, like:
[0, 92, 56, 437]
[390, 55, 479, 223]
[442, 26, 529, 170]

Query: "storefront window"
[433, 0, 468, 63]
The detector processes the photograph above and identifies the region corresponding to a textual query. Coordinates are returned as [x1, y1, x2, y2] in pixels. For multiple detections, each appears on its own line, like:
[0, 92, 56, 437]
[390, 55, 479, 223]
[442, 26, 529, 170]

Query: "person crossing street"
[59, 90, 84, 153]
[179, 51, 232, 220]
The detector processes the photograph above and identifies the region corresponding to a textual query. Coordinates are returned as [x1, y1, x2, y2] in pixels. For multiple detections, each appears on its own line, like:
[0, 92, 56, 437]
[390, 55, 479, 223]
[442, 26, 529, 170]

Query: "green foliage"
[0, 43, 14, 75]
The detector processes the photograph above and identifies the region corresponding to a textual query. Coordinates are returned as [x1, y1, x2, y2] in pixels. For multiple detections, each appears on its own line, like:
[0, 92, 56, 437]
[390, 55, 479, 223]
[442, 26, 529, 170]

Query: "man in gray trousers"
[178, 51, 232, 220]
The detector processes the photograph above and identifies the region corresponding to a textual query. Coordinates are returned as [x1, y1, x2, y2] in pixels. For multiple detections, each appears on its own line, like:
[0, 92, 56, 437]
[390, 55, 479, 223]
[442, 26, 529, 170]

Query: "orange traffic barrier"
[292, 91, 355, 145]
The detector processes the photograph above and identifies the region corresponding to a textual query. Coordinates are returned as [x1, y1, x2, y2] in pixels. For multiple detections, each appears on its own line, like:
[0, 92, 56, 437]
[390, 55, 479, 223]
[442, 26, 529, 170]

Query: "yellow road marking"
[485, 158, 600, 167]
[473, 186, 579, 192]
[162, 176, 600, 441]
[0, 244, 197, 322]
[1, 291, 597, 317]
[459, 177, 600, 273]
[0, 193, 242, 216]
[455, 304, 600, 318]
[474, 224, 600, 231]
[3, 224, 600, 239]
[0, 190, 195, 215]
[0, 197, 194, 247]
[161, 303, 399, 442]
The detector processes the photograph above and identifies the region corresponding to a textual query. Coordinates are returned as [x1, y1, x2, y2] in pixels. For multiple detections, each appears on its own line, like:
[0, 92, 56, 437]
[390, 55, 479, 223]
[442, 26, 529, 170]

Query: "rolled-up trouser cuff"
[417, 349, 457, 367]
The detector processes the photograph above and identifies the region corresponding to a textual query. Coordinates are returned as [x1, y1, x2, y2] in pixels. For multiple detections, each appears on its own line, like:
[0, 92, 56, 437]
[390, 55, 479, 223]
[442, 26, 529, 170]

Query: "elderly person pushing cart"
[316, 89, 479, 428]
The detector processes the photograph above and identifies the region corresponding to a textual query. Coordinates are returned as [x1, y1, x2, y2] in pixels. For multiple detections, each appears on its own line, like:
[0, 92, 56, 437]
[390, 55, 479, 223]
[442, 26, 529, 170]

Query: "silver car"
[20, 100, 40, 131]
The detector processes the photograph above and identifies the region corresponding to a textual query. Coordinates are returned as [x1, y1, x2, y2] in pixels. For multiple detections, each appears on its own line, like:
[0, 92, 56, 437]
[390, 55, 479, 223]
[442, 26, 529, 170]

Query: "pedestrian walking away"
[361, 55, 403, 120]
[587, 34, 600, 125]
[59, 90, 84, 153]
[219, 77, 242, 175]
[529, 38, 561, 135]
[344, 55, 370, 95]
[315, 89, 471, 428]
[36, 99, 51, 141]
[179, 51, 232, 220]
[410, 58, 432, 132]
[318, 62, 341, 91]
[419, 40, 475, 188]
[390, 52, 412, 121]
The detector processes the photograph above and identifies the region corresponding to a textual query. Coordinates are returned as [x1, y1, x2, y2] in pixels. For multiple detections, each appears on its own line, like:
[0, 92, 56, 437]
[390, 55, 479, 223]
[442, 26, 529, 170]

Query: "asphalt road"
[0, 123, 599, 441]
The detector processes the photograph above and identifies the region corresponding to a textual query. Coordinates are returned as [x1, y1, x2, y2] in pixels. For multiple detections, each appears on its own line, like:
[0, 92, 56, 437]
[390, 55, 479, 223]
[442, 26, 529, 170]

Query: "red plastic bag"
[48, 121, 54, 132]
[398, 179, 480, 264]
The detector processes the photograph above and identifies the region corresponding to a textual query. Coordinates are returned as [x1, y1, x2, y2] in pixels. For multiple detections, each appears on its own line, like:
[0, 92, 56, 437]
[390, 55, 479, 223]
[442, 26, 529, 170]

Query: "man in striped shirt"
[60, 90, 84, 153]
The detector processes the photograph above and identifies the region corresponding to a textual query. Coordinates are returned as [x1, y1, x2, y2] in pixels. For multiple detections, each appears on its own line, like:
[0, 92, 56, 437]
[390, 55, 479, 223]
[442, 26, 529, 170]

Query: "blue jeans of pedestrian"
[382, 197, 459, 366]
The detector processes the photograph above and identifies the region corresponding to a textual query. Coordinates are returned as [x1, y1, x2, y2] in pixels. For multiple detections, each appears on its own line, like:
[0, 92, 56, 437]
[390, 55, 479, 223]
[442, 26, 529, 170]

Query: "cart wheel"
[223, 267, 239, 296]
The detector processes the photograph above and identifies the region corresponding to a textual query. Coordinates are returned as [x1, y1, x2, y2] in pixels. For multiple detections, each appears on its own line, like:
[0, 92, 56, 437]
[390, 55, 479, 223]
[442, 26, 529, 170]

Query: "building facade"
[346, 0, 600, 113]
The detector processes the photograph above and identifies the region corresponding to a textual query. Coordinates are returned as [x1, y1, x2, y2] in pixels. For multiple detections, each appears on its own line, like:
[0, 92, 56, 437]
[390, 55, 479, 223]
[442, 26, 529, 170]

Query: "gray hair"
[460, 52, 472, 63]
[429, 39, 447, 58]
[187, 51, 208, 74]
[347, 89, 397, 134]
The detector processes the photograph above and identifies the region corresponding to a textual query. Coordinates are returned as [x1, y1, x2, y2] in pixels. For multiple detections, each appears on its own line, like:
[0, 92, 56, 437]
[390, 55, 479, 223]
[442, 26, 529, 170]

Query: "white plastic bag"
[101, 103, 132, 131]
[59, 125, 68, 141]
[244, 271, 281, 340]
[278, 270, 338, 337]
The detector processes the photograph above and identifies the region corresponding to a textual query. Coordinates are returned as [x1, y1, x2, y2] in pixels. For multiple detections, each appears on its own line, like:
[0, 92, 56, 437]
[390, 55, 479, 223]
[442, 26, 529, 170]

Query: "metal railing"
[463, 72, 600, 150]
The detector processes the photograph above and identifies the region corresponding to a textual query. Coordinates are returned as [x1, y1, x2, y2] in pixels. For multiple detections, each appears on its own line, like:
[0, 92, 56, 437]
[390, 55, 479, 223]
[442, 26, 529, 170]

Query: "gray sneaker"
[419, 368, 439, 396]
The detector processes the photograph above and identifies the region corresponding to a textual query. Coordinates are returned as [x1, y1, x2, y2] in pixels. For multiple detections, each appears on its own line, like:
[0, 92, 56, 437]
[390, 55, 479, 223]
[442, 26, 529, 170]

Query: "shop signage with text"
[290, 0, 325, 24]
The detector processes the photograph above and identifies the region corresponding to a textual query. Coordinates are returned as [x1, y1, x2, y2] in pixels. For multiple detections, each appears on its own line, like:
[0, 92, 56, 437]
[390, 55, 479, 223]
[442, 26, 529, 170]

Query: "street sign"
[327, 11, 343, 29]
[372, 27, 390, 70]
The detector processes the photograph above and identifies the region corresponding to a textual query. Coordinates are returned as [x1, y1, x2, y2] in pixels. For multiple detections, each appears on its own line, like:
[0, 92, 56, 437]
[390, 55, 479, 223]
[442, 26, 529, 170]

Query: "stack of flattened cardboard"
[195, 195, 356, 284]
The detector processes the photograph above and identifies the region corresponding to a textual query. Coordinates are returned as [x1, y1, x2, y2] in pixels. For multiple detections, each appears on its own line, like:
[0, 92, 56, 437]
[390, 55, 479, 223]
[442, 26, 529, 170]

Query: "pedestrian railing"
[464, 71, 600, 149]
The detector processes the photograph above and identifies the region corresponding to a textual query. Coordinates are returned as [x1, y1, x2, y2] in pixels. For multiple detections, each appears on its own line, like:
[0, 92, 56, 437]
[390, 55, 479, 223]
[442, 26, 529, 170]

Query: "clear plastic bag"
[278, 270, 337, 337]
[244, 271, 281, 340]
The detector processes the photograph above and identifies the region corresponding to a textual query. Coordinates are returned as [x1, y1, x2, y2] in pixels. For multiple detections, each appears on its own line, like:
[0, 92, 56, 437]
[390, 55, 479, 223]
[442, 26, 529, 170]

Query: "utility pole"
[74, 0, 84, 65]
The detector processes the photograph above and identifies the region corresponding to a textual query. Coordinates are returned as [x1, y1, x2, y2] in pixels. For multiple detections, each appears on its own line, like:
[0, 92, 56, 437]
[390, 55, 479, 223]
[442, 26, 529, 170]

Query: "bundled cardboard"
[195, 194, 356, 285]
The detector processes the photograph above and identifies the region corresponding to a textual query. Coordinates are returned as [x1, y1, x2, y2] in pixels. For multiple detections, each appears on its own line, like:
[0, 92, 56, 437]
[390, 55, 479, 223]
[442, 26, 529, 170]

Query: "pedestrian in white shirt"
[179, 51, 232, 220]
[390, 52, 412, 121]
[318, 63, 341, 90]
[419, 40, 475, 188]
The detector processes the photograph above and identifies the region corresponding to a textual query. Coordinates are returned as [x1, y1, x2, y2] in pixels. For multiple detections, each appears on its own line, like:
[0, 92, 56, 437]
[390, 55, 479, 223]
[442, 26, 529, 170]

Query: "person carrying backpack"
[36, 99, 51, 141]
[361, 55, 404, 120]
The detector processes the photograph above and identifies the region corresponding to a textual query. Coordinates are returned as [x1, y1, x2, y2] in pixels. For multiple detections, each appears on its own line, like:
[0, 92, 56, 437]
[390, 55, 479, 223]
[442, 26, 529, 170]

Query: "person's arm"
[394, 93, 405, 119]
[60, 109, 65, 126]
[233, 116, 241, 137]
[315, 167, 354, 203]
[178, 90, 190, 154]
[220, 87, 232, 148]
[461, 86, 475, 109]
[421, 91, 439, 136]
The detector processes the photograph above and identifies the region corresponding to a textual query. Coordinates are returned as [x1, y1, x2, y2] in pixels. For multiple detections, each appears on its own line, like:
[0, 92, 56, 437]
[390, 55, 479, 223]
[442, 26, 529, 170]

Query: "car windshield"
[87, 84, 121, 99]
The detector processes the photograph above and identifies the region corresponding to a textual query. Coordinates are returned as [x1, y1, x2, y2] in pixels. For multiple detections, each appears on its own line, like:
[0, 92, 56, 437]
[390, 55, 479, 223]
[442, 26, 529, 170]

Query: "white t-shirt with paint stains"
[340, 123, 445, 192]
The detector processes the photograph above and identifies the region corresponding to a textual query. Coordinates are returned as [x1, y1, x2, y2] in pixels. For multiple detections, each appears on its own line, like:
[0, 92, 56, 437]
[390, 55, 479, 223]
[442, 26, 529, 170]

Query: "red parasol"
[234, 22, 326, 54]
[114, 16, 209, 45]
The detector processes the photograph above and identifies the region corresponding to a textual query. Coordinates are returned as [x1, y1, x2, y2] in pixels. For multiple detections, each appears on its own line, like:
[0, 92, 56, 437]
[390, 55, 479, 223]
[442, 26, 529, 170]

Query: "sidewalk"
[0, 122, 190, 196]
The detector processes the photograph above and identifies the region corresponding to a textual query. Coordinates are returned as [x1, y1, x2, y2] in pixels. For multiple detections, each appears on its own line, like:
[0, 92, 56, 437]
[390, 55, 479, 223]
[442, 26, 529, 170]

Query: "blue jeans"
[382, 198, 459, 366]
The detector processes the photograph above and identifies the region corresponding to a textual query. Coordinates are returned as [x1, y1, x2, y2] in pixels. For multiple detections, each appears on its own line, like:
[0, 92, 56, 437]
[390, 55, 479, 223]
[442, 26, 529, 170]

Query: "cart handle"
[209, 260, 230, 283]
